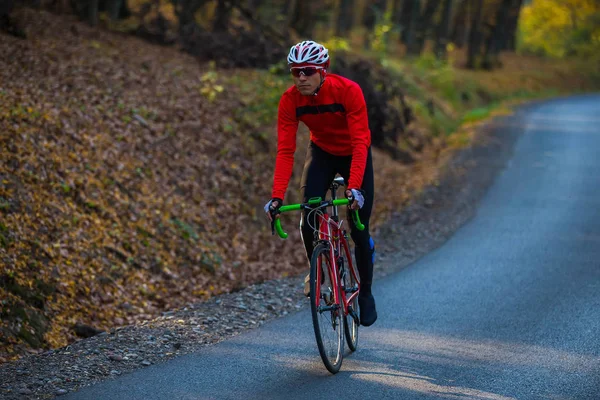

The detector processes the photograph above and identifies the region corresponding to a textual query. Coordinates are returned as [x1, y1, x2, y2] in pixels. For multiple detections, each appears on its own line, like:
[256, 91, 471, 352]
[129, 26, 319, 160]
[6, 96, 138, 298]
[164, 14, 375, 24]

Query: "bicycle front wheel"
[341, 240, 360, 352]
[310, 243, 344, 374]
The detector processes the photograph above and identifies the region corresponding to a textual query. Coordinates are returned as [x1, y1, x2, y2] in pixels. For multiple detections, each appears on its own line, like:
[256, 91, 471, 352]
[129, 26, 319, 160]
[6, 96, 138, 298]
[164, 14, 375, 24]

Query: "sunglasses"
[290, 66, 324, 77]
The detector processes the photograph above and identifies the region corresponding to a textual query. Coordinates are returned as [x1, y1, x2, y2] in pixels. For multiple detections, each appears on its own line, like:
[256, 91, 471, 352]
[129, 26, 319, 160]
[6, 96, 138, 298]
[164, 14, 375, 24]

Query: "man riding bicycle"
[265, 40, 377, 327]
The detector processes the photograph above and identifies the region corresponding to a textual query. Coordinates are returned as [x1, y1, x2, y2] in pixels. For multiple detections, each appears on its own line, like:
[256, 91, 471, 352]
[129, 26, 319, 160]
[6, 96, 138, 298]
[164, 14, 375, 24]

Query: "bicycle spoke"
[310, 244, 344, 373]
[341, 238, 360, 352]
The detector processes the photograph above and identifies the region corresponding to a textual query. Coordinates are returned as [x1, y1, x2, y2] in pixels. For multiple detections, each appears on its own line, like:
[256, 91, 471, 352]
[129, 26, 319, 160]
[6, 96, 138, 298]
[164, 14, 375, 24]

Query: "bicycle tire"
[310, 243, 344, 374]
[340, 239, 359, 352]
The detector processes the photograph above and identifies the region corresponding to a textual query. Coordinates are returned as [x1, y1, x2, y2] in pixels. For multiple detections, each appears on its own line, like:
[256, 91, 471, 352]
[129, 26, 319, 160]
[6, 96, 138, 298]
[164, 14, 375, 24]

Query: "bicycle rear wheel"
[310, 243, 344, 374]
[340, 241, 360, 352]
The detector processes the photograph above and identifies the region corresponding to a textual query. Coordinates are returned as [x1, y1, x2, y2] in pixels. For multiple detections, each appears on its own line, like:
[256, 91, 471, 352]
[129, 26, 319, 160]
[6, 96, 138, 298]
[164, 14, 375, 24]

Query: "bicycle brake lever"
[346, 191, 354, 204]
[269, 209, 280, 236]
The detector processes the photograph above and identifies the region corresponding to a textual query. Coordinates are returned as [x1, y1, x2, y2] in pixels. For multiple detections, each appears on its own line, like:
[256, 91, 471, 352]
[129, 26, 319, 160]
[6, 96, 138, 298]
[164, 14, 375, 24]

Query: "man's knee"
[352, 233, 375, 261]
[350, 229, 371, 248]
[298, 215, 314, 261]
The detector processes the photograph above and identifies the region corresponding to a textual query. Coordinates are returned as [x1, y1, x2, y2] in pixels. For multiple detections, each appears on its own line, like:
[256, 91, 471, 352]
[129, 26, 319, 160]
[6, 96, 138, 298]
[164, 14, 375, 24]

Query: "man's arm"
[344, 82, 371, 191]
[271, 93, 299, 201]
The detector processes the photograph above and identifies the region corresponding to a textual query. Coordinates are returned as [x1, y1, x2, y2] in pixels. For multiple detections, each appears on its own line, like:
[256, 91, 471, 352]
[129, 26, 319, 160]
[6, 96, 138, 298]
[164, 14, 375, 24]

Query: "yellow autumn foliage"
[519, 0, 600, 59]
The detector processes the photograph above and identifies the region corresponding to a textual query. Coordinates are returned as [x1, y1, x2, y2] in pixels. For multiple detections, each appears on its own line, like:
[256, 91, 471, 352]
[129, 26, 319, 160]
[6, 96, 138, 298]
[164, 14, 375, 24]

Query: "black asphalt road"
[66, 95, 600, 400]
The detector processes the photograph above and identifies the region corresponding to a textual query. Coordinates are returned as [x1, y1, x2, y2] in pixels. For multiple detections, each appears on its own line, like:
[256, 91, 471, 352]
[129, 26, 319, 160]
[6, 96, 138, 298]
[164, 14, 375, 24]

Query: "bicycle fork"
[338, 231, 360, 326]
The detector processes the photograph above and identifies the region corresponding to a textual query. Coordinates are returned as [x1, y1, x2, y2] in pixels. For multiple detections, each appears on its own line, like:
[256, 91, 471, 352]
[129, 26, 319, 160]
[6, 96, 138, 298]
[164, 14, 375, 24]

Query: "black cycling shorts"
[299, 141, 375, 287]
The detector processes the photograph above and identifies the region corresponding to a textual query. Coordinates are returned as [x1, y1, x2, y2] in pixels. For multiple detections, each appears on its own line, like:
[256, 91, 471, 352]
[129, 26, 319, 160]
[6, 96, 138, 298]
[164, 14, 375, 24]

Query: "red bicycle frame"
[314, 210, 360, 319]
[271, 180, 365, 373]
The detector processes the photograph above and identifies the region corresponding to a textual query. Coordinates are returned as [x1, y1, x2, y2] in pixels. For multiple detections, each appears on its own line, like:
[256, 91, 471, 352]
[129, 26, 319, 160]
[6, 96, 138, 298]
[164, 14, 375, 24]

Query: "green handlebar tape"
[332, 199, 365, 231]
[351, 211, 365, 231]
[275, 198, 363, 239]
[275, 204, 300, 239]
[274, 218, 288, 239]
[279, 204, 302, 212]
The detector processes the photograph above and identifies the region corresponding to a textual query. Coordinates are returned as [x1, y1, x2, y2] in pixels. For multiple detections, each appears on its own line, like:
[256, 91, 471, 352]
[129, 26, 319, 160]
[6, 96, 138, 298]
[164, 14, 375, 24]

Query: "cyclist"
[264, 40, 377, 327]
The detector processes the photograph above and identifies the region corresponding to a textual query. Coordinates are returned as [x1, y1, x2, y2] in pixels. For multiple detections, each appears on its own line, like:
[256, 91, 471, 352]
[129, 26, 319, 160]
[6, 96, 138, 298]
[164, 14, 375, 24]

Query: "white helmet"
[287, 41, 330, 66]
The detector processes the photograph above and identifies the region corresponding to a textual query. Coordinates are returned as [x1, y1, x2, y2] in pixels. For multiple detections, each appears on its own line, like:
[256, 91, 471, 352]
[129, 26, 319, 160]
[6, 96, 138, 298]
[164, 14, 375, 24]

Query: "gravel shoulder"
[0, 110, 523, 399]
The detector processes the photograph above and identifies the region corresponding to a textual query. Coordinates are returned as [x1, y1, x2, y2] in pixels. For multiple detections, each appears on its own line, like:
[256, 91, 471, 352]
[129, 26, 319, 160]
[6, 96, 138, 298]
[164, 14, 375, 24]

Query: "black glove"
[345, 189, 365, 209]
[265, 198, 283, 235]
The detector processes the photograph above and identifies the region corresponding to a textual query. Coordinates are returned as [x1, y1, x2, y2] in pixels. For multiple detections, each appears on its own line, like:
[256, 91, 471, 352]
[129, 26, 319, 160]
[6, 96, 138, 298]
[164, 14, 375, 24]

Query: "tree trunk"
[503, 0, 523, 50]
[107, 0, 122, 22]
[213, 0, 233, 32]
[466, 0, 483, 68]
[450, 0, 468, 48]
[362, 1, 380, 49]
[397, 0, 412, 44]
[246, 0, 262, 8]
[408, 0, 442, 55]
[175, 0, 210, 36]
[404, 0, 420, 53]
[0, 0, 25, 38]
[330, 0, 340, 37]
[435, 0, 453, 59]
[352, 0, 367, 29]
[286, 0, 298, 32]
[88, 0, 99, 26]
[390, 0, 403, 49]
[336, 0, 354, 36]
[0, 0, 14, 26]
[392, 0, 404, 22]
[369, 0, 388, 23]
[382, 0, 396, 50]
[482, 0, 512, 69]
[287, 0, 315, 37]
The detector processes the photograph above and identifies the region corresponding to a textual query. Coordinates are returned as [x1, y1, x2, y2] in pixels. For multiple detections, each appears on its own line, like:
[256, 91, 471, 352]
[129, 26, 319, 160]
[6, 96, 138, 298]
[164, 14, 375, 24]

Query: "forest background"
[1, 0, 599, 363]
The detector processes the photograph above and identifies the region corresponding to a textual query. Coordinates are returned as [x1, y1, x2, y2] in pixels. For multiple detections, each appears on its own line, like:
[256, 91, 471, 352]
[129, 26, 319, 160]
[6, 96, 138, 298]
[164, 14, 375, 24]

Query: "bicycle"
[272, 176, 364, 374]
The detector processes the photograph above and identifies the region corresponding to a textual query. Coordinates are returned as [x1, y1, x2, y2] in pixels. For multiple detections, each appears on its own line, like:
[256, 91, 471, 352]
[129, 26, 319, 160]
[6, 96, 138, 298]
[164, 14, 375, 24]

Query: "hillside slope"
[0, 8, 445, 362]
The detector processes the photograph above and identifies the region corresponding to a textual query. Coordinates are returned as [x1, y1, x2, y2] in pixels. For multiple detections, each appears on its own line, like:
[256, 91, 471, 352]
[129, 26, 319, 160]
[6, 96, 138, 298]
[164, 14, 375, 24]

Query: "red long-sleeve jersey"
[271, 74, 372, 200]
